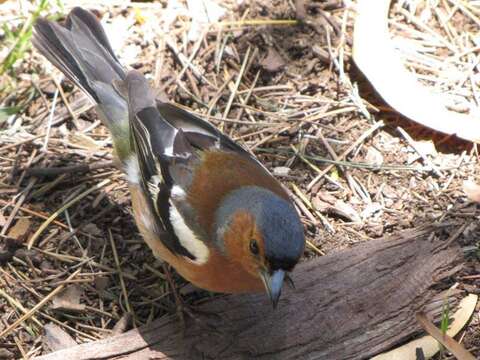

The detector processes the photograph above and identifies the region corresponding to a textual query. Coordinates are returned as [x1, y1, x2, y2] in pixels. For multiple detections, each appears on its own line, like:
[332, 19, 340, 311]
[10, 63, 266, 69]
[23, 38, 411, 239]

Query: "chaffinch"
[33, 7, 305, 307]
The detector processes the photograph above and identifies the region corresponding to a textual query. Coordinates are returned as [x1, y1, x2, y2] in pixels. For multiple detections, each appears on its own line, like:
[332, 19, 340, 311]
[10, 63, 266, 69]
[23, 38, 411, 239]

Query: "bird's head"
[214, 186, 305, 307]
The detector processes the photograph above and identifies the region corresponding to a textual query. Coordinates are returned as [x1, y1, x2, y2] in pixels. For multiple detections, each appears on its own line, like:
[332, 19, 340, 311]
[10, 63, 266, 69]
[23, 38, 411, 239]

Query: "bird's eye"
[249, 239, 259, 255]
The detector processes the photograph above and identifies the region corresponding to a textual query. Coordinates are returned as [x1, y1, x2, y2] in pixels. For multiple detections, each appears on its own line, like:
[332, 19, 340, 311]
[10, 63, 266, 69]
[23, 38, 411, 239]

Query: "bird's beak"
[260, 269, 285, 309]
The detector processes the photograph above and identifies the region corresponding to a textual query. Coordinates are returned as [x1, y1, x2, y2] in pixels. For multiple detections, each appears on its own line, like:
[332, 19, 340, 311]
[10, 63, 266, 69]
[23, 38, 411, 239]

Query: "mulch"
[0, 1, 479, 358]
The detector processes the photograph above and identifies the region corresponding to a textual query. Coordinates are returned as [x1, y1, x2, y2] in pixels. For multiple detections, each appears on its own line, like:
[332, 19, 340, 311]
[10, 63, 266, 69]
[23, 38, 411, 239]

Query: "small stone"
[273, 167, 291, 176]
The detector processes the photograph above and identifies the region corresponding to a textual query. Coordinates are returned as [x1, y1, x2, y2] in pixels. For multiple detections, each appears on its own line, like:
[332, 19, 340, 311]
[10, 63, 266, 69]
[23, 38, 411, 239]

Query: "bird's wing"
[127, 71, 276, 262]
[156, 102, 264, 167]
[127, 70, 204, 260]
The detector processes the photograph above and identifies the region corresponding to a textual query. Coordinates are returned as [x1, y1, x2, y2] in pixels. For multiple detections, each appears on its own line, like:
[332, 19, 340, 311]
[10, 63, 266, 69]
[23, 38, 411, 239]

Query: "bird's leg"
[161, 264, 221, 334]
[162, 263, 188, 330]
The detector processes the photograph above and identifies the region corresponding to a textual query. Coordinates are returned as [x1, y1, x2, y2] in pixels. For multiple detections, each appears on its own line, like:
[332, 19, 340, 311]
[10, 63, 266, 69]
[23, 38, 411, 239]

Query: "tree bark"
[35, 225, 464, 360]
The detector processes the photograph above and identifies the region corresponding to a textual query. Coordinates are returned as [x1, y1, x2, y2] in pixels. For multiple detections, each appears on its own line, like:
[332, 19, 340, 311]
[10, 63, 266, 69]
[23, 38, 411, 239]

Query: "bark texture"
[35, 225, 463, 360]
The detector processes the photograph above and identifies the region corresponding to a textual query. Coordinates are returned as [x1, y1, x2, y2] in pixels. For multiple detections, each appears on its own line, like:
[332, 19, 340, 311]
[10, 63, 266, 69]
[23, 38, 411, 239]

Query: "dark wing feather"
[127, 71, 196, 259]
[156, 102, 259, 159]
[155, 102, 275, 189]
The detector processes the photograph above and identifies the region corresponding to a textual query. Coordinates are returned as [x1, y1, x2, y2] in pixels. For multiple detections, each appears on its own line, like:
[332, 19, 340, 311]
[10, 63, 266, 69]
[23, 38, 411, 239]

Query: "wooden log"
[35, 225, 464, 360]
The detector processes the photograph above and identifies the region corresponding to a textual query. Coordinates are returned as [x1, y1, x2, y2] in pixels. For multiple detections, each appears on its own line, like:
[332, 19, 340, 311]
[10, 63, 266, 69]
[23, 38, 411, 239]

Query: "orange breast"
[188, 151, 289, 237]
[129, 184, 264, 293]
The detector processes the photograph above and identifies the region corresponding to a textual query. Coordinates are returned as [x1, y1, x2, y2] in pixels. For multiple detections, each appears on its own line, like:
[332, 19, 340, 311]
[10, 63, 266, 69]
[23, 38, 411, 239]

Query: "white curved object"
[353, 0, 480, 143]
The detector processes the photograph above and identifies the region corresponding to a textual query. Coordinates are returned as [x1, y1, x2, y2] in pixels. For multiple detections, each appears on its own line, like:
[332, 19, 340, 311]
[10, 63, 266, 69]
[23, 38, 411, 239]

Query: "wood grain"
[35, 225, 464, 360]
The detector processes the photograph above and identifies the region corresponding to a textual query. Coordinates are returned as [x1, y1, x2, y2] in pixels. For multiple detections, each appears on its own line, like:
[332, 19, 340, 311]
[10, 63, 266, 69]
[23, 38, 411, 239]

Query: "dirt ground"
[0, 0, 479, 359]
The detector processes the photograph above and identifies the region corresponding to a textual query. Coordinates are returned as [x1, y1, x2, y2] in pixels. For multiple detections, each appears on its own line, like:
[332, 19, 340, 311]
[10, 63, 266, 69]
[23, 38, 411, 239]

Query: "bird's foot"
[161, 264, 220, 335]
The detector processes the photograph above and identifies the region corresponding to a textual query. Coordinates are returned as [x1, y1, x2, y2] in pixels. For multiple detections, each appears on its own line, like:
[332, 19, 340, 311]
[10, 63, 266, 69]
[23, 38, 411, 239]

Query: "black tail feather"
[66, 7, 119, 63]
[33, 7, 125, 103]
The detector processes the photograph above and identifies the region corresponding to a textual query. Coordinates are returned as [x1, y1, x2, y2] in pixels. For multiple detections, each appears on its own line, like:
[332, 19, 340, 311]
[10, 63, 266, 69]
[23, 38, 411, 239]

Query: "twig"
[0, 199, 72, 232]
[416, 312, 476, 360]
[207, 72, 235, 118]
[307, 121, 384, 190]
[34, 249, 137, 281]
[165, 38, 212, 86]
[43, 87, 59, 152]
[25, 161, 115, 177]
[223, 46, 251, 120]
[53, 76, 80, 129]
[0, 134, 45, 153]
[27, 179, 111, 249]
[108, 229, 135, 324]
[316, 129, 364, 200]
[176, 29, 208, 83]
[215, 19, 298, 27]
[0, 289, 43, 328]
[396, 126, 443, 177]
[0, 269, 81, 339]
[0, 177, 36, 237]
[234, 70, 260, 122]
[295, 0, 307, 21]
[13, 336, 28, 360]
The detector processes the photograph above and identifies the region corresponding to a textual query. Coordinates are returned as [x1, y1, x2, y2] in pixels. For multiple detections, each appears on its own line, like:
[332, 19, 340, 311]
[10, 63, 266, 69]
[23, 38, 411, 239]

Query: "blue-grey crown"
[214, 186, 305, 270]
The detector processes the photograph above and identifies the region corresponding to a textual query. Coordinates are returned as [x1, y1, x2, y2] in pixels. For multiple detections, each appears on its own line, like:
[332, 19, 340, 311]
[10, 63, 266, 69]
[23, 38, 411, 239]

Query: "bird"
[32, 7, 305, 308]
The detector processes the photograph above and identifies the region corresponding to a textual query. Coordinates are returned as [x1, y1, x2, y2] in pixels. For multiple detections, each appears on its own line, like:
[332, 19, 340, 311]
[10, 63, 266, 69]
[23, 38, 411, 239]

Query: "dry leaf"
[83, 223, 102, 236]
[333, 200, 361, 222]
[43, 323, 77, 351]
[260, 48, 286, 73]
[68, 132, 100, 150]
[362, 202, 383, 220]
[133, 7, 146, 25]
[7, 217, 32, 243]
[373, 294, 478, 360]
[51, 285, 85, 312]
[316, 192, 337, 205]
[2, 218, 33, 264]
[463, 180, 480, 203]
[365, 147, 384, 167]
[416, 312, 476, 360]
[414, 140, 438, 157]
[313, 197, 361, 222]
[312, 197, 329, 212]
[111, 313, 132, 336]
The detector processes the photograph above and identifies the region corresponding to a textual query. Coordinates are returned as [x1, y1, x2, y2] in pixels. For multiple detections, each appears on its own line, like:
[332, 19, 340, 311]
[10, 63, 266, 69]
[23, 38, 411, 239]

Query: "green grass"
[439, 294, 450, 358]
[440, 295, 450, 335]
[0, 0, 64, 119]
[0, 105, 22, 123]
[0, 0, 63, 76]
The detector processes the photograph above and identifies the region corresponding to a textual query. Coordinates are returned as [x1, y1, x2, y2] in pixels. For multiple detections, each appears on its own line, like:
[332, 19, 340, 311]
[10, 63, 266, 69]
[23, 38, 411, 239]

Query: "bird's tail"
[33, 7, 131, 160]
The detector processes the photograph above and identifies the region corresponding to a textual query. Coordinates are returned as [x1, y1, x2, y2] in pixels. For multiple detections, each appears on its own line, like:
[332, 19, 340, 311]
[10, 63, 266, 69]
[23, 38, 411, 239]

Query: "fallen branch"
[25, 161, 115, 177]
[34, 225, 465, 360]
